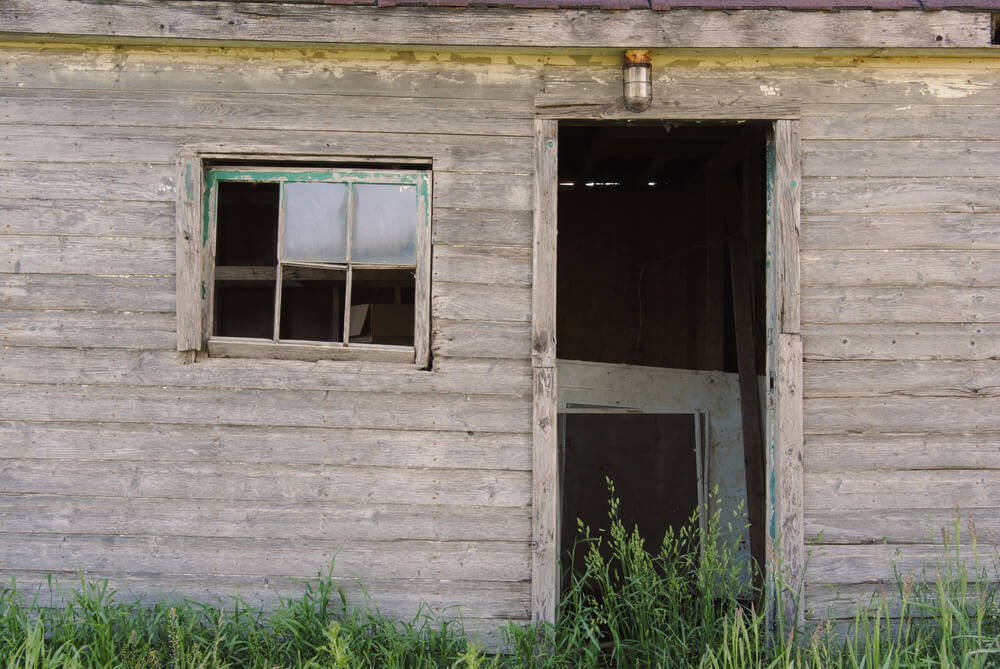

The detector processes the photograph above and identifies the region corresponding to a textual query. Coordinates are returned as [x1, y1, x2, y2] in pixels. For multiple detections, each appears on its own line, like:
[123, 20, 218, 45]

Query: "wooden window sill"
[207, 336, 416, 364]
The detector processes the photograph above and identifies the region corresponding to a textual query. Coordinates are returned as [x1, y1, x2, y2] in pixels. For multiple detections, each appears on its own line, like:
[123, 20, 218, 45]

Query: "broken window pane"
[352, 184, 417, 265]
[214, 283, 276, 339]
[349, 268, 415, 346]
[279, 265, 346, 343]
[282, 182, 349, 264]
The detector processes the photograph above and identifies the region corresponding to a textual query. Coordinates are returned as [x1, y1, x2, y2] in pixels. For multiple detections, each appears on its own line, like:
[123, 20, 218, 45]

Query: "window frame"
[177, 153, 432, 367]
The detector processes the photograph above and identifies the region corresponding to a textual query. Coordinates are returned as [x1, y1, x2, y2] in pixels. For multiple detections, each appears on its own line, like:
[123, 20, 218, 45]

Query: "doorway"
[555, 122, 769, 594]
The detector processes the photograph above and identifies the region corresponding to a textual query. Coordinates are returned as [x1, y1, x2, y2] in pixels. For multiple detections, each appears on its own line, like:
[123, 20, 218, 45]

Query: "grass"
[3, 486, 1000, 668]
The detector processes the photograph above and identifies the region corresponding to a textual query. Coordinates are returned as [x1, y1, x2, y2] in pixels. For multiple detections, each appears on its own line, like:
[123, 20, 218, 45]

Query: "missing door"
[556, 122, 769, 595]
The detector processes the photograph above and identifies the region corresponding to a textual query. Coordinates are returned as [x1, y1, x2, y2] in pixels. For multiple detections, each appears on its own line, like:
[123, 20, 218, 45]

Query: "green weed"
[2, 489, 998, 668]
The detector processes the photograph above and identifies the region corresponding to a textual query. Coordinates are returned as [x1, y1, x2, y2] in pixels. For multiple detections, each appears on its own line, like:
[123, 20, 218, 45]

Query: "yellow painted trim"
[0, 39, 999, 68]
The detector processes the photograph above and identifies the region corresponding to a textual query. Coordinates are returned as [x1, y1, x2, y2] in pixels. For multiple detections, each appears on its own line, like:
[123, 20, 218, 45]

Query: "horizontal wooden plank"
[0, 532, 529, 582]
[0, 124, 534, 173]
[802, 177, 1000, 215]
[0, 348, 530, 396]
[0, 234, 175, 275]
[433, 282, 530, 322]
[801, 213, 1000, 251]
[0, 421, 531, 469]
[0, 421, 531, 468]
[804, 360, 1000, 398]
[433, 208, 532, 247]
[433, 245, 531, 287]
[433, 319, 531, 360]
[1, 3, 988, 48]
[0, 47, 540, 101]
[535, 94, 799, 121]
[803, 140, 1000, 178]
[804, 250, 1000, 287]
[0, 160, 533, 210]
[0, 383, 532, 432]
[0, 160, 177, 202]
[802, 104, 1000, 140]
[805, 471, 1000, 511]
[802, 286, 1000, 323]
[804, 397, 1000, 433]
[0, 494, 530, 542]
[806, 544, 986, 586]
[543, 69, 1000, 109]
[7, 571, 529, 624]
[0, 273, 174, 312]
[0, 460, 530, 507]
[806, 507, 1000, 545]
[0, 89, 532, 137]
[435, 171, 532, 211]
[0, 309, 175, 349]
[0, 198, 174, 238]
[804, 433, 1000, 472]
[803, 323, 1000, 361]
[803, 583, 990, 621]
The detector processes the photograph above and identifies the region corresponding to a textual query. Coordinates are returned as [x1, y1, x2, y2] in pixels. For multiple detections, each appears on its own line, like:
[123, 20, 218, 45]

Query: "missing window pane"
[279, 266, 346, 343]
[216, 182, 279, 266]
[349, 268, 415, 346]
[213, 181, 279, 339]
[214, 282, 276, 339]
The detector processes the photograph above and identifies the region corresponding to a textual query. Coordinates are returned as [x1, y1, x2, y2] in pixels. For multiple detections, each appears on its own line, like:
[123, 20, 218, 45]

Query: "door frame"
[529, 98, 803, 627]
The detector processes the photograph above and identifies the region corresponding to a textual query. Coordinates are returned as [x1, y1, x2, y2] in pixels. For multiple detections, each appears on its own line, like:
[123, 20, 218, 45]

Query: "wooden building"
[1, 0, 999, 640]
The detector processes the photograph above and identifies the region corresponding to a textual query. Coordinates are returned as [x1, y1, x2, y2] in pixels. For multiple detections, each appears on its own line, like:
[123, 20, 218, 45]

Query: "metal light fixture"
[622, 49, 653, 113]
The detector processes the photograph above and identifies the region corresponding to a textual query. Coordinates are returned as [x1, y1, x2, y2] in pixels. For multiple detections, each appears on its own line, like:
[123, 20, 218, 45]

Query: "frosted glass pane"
[352, 184, 417, 265]
[282, 182, 348, 263]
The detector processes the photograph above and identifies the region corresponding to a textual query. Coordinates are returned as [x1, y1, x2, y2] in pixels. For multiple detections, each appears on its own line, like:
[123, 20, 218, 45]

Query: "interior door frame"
[530, 100, 803, 628]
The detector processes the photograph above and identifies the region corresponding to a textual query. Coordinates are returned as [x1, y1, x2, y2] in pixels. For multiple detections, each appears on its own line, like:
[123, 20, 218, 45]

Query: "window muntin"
[205, 167, 430, 360]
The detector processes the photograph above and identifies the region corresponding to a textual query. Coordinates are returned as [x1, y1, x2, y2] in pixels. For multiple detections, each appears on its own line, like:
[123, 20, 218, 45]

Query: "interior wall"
[557, 190, 722, 370]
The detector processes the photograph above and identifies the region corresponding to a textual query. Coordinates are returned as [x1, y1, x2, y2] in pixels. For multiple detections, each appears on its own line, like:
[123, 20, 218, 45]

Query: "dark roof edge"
[311, 0, 1000, 8]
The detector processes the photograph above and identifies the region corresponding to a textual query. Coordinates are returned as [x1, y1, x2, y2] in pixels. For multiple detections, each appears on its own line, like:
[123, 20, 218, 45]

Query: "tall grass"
[3, 490, 999, 667]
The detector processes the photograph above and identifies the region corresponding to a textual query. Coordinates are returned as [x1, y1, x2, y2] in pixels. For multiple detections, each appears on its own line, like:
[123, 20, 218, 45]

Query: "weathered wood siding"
[1, 40, 999, 630]
[796, 63, 1000, 619]
[540, 53, 1000, 624]
[0, 43, 539, 637]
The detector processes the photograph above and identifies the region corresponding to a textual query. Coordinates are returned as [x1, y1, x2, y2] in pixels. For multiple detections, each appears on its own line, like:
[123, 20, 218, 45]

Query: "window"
[176, 159, 431, 366]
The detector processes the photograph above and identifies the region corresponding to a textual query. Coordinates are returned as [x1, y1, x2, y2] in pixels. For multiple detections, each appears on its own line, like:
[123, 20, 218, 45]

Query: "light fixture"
[622, 49, 652, 113]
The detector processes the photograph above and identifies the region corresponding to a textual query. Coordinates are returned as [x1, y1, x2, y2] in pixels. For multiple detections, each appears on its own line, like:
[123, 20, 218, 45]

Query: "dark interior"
[561, 413, 698, 574]
[214, 182, 279, 339]
[557, 122, 767, 574]
[557, 123, 767, 373]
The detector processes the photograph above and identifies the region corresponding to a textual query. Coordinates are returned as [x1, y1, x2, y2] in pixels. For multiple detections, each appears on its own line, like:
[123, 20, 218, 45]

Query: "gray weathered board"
[0, 36, 998, 632]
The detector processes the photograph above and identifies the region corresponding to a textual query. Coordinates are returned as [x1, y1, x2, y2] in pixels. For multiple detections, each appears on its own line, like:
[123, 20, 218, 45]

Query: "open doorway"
[556, 122, 768, 593]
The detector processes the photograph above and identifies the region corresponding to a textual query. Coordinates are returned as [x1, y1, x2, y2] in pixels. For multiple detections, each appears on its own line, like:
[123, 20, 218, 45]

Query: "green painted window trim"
[203, 167, 430, 247]
[200, 164, 433, 364]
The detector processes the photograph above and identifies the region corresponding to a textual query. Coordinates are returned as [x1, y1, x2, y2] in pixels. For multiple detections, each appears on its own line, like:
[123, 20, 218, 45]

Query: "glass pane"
[279, 265, 346, 343]
[352, 184, 417, 265]
[349, 268, 414, 347]
[282, 182, 348, 263]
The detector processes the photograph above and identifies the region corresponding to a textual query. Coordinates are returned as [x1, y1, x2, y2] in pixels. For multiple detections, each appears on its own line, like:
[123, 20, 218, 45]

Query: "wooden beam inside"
[728, 235, 766, 598]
